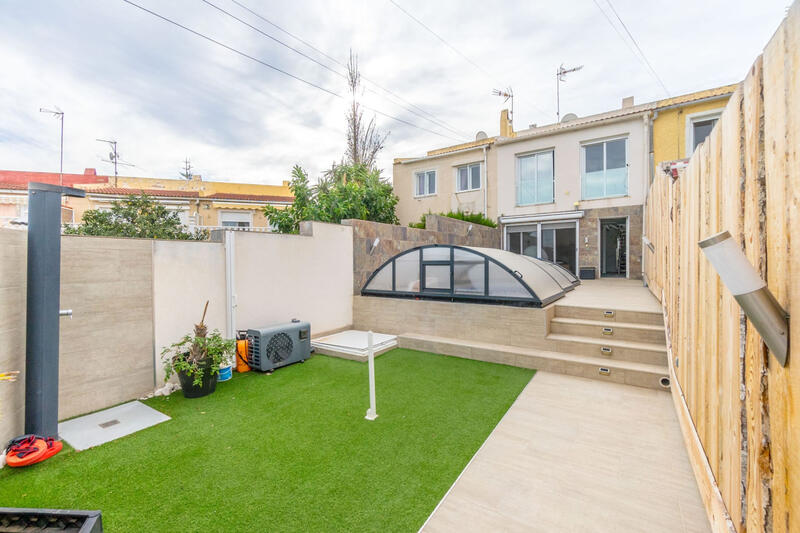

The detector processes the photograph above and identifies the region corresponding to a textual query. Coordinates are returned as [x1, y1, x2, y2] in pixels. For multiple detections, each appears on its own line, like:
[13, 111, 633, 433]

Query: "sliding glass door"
[506, 221, 578, 275]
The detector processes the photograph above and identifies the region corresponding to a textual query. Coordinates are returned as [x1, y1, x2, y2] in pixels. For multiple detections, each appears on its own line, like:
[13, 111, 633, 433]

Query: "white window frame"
[580, 135, 629, 200]
[413, 169, 437, 198]
[454, 162, 482, 193]
[515, 149, 555, 206]
[685, 108, 724, 155]
[219, 210, 253, 228]
[61, 206, 74, 223]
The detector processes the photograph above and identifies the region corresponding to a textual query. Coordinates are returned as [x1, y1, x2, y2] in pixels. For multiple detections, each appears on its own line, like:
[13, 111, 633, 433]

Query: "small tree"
[263, 165, 314, 234]
[264, 163, 398, 233]
[345, 51, 387, 170]
[64, 194, 207, 240]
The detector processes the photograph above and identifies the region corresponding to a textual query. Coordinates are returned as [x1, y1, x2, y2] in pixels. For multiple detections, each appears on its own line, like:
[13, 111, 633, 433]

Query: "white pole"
[224, 230, 236, 339]
[365, 330, 378, 420]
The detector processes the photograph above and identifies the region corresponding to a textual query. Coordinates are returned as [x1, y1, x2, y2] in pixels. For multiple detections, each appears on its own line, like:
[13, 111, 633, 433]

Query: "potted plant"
[161, 301, 235, 398]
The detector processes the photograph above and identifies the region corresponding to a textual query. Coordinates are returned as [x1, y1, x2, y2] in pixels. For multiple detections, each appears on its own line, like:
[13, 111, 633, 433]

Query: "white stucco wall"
[152, 240, 227, 384]
[233, 222, 353, 336]
[495, 116, 649, 217]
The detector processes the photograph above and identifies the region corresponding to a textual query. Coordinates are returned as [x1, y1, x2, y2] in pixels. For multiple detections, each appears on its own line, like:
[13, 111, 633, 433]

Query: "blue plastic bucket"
[218, 365, 233, 382]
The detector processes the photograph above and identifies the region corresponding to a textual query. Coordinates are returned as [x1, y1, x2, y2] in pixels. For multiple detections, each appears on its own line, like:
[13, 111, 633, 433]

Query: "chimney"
[84, 168, 97, 176]
[621, 96, 634, 108]
[500, 109, 515, 138]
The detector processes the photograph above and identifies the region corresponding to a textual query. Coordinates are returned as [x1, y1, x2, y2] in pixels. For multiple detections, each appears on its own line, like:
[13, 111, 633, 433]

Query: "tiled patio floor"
[422, 372, 709, 533]
[558, 278, 663, 313]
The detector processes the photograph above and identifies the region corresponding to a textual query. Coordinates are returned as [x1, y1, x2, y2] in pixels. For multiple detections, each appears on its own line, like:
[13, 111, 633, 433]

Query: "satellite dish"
[561, 113, 578, 123]
[109, 152, 116, 160]
[475, 131, 488, 141]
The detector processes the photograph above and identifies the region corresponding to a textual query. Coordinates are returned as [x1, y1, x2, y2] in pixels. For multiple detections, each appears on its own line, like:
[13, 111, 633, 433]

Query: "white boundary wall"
[152, 240, 226, 384]
[0, 222, 354, 445]
[233, 222, 353, 336]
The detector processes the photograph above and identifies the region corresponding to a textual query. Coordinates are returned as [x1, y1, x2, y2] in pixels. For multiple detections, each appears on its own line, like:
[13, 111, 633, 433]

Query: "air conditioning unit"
[246, 320, 311, 372]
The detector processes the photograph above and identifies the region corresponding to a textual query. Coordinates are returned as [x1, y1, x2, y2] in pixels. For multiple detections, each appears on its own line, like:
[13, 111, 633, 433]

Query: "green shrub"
[408, 210, 497, 229]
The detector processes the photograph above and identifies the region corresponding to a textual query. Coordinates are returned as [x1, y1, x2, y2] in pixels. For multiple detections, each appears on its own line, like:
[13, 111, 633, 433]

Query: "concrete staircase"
[397, 302, 670, 391]
[545, 303, 669, 389]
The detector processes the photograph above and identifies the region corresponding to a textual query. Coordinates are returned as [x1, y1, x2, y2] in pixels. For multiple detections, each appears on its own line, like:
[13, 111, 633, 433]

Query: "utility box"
[246, 320, 311, 372]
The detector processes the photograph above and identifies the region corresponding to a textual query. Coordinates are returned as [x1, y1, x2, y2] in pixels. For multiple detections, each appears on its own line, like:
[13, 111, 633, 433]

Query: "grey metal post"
[25, 182, 84, 437]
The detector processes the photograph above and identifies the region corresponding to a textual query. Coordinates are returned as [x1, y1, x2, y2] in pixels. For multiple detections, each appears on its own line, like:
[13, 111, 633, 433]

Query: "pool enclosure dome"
[361, 244, 579, 307]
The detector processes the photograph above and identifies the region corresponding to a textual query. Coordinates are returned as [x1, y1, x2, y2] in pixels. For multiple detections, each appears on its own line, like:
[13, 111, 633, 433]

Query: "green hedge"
[408, 210, 497, 229]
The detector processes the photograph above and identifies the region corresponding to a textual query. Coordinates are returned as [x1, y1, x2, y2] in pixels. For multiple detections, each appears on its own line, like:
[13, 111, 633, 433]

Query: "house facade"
[392, 137, 497, 226]
[650, 83, 737, 178]
[496, 100, 652, 279]
[393, 85, 736, 280]
[0, 169, 293, 230]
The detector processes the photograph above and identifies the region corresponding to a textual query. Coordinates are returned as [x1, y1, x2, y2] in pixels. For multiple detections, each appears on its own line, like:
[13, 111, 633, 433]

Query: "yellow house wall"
[653, 96, 732, 166]
[68, 194, 277, 228]
[70, 175, 290, 227]
[200, 203, 270, 227]
[113, 176, 291, 197]
[63, 196, 96, 223]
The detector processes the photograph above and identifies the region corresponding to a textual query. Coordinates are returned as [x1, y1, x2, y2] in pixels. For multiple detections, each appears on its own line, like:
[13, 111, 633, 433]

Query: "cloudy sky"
[0, 0, 789, 186]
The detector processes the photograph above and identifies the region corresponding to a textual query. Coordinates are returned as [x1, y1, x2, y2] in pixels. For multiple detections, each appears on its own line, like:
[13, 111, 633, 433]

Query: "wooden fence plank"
[706, 124, 722, 482]
[742, 55, 769, 533]
[718, 86, 745, 532]
[643, 7, 800, 530]
[784, 5, 800, 530]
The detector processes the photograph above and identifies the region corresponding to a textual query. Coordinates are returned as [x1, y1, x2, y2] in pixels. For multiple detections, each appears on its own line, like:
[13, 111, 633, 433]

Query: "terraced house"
[0, 168, 293, 231]
[393, 85, 736, 280]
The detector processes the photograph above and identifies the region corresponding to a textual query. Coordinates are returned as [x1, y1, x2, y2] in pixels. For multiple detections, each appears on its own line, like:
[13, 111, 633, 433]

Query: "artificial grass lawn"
[0, 349, 533, 532]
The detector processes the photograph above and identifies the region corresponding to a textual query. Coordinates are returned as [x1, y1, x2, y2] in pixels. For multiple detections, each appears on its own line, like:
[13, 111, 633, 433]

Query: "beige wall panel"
[0, 229, 27, 446]
[59, 235, 155, 420]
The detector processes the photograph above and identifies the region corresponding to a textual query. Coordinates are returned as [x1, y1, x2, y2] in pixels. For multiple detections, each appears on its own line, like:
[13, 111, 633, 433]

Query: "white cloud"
[0, 0, 788, 185]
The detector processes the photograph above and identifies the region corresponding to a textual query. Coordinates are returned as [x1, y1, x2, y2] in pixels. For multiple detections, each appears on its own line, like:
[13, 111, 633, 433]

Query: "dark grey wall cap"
[28, 182, 86, 197]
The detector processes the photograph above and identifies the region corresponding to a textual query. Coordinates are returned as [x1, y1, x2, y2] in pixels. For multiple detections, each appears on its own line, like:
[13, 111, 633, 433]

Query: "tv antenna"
[96, 139, 134, 186]
[180, 157, 193, 180]
[556, 64, 583, 122]
[492, 87, 514, 123]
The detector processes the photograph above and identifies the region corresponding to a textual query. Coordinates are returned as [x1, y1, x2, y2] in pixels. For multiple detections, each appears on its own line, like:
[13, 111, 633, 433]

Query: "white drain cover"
[58, 401, 170, 451]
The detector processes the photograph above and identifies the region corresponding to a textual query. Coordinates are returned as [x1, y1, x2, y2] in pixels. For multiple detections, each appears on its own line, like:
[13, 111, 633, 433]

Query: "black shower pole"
[25, 182, 85, 438]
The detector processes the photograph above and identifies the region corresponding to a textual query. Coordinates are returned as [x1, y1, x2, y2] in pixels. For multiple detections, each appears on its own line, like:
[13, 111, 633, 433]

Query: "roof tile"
[87, 187, 199, 198]
[205, 192, 294, 202]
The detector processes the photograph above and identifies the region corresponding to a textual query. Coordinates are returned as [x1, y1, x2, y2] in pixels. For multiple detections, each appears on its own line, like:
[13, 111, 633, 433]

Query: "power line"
[226, 0, 470, 138]
[388, 0, 494, 81]
[230, 0, 347, 73]
[387, 0, 553, 120]
[121, 0, 339, 96]
[593, 0, 669, 96]
[604, 0, 669, 96]
[119, 0, 464, 142]
[194, 0, 467, 139]
[200, 0, 345, 81]
[203, 0, 467, 138]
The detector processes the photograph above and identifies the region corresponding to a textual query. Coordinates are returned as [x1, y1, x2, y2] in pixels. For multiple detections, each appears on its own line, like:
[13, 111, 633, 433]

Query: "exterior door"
[540, 223, 577, 275]
[600, 218, 627, 277]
